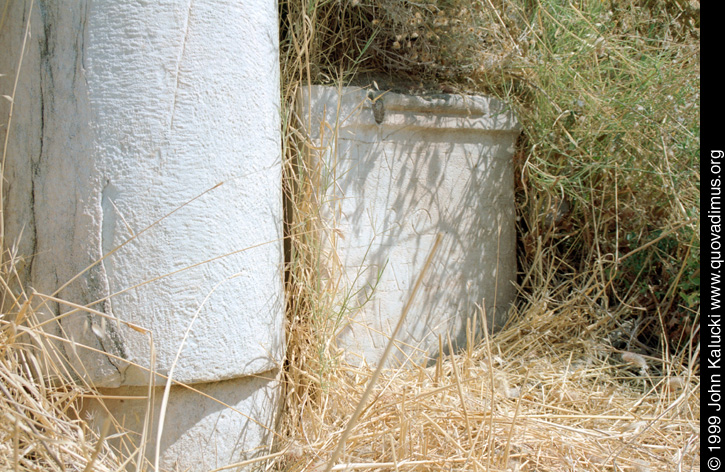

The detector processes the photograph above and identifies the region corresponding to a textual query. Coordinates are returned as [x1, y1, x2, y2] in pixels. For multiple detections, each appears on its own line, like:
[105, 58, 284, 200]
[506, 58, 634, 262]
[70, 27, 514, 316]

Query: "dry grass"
[273, 308, 699, 471]
[0, 296, 123, 471]
[273, 214, 699, 470]
[275, 0, 700, 471]
[1, 0, 700, 470]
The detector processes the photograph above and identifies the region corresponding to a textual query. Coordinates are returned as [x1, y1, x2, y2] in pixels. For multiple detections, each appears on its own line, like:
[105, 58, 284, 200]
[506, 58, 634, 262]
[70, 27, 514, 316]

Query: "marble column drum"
[298, 86, 521, 367]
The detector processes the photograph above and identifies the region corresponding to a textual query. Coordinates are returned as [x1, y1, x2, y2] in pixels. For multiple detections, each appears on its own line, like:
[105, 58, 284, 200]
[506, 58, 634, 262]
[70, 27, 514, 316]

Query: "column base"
[82, 370, 281, 471]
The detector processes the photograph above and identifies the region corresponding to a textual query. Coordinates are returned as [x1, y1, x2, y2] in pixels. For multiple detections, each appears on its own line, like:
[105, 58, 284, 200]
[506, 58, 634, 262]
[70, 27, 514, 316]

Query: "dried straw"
[273, 287, 699, 471]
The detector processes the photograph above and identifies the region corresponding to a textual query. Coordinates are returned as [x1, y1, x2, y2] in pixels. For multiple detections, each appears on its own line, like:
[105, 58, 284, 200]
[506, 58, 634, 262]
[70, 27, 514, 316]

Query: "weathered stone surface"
[85, 372, 281, 471]
[298, 86, 521, 366]
[1, 0, 284, 387]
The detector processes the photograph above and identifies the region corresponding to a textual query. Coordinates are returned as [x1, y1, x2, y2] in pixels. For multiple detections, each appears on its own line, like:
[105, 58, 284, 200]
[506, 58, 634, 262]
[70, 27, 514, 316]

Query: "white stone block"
[84, 371, 280, 472]
[0, 1, 284, 386]
[298, 86, 520, 366]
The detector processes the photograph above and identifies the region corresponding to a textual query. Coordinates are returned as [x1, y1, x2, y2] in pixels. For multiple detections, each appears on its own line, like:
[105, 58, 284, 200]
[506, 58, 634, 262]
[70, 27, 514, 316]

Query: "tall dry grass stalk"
[274, 0, 699, 470]
[1, 277, 124, 471]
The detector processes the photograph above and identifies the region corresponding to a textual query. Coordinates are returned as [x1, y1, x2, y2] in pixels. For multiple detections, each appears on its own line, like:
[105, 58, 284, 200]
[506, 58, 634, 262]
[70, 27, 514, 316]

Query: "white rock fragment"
[298, 86, 520, 367]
